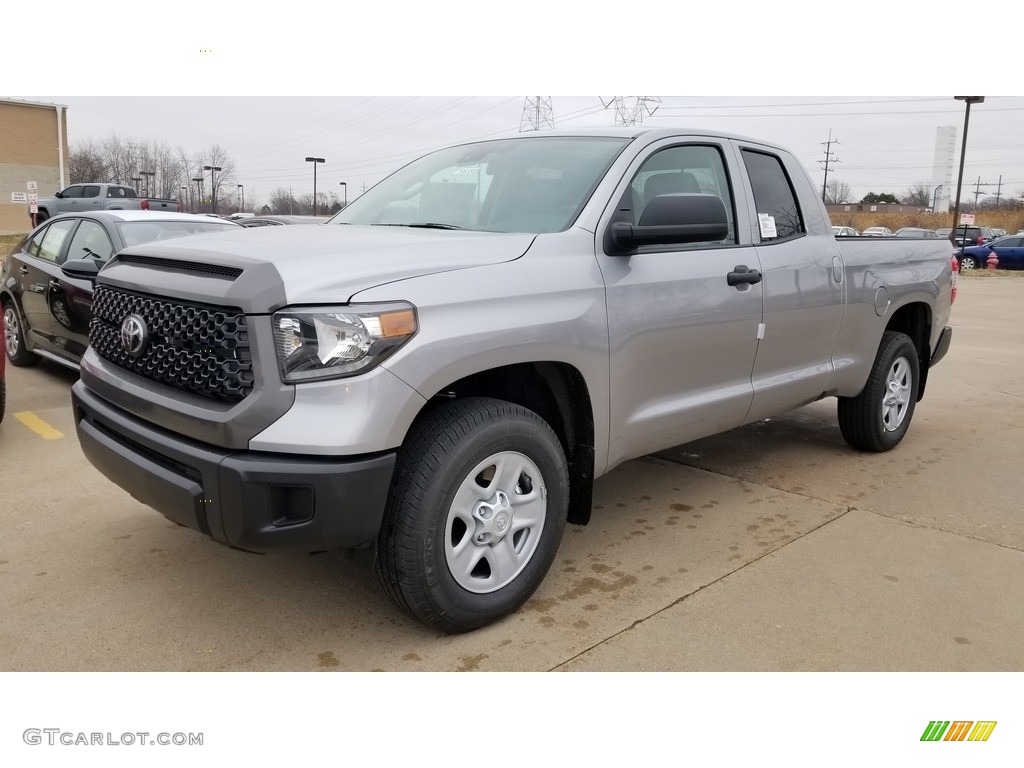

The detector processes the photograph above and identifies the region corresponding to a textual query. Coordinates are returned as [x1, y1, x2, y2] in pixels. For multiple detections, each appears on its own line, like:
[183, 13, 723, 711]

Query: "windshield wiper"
[372, 222, 462, 230]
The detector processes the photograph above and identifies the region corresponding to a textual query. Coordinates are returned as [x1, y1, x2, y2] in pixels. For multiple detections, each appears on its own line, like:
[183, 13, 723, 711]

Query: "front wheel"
[838, 331, 919, 452]
[959, 255, 977, 270]
[375, 397, 569, 633]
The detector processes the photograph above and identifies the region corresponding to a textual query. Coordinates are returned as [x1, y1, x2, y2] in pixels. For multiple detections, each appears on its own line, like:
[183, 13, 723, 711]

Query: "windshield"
[117, 220, 237, 247]
[330, 136, 628, 234]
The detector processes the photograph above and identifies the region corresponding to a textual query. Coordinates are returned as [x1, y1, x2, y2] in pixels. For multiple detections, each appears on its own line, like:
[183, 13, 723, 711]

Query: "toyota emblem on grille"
[120, 314, 149, 358]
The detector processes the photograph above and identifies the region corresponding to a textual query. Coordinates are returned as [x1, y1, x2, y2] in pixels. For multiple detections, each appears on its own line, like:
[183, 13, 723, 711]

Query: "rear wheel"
[3, 303, 39, 367]
[838, 331, 919, 452]
[375, 397, 569, 633]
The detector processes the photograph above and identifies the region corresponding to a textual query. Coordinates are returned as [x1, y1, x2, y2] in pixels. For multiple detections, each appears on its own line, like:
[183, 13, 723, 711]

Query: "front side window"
[332, 137, 628, 234]
[67, 219, 114, 262]
[625, 144, 736, 247]
[61, 186, 83, 199]
[741, 150, 805, 241]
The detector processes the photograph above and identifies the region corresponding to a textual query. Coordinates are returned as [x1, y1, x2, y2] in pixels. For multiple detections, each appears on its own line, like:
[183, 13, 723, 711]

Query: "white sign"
[11, 192, 26, 202]
[959, 214, 975, 225]
[26, 181, 37, 192]
[758, 213, 778, 239]
[29, 201, 38, 213]
[28, 193, 37, 203]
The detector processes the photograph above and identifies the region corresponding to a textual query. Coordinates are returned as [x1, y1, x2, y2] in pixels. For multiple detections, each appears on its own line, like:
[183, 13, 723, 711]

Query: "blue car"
[957, 235, 1024, 270]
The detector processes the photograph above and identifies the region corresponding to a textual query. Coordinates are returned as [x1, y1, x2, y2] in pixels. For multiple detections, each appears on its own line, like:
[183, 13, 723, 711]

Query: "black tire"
[959, 255, 977, 270]
[3, 302, 39, 367]
[375, 397, 569, 633]
[35, 210, 49, 224]
[838, 331, 919, 452]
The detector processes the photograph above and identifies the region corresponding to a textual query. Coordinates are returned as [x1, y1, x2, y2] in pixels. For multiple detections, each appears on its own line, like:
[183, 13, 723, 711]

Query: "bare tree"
[901, 182, 931, 207]
[269, 188, 298, 215]
[824, 179, 851, 204]
[68, 140, 108, 185]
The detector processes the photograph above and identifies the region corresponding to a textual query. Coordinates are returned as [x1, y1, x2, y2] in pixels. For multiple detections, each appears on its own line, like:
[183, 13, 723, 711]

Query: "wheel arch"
[410, 361, 595, 526]
[885, 300, 932, 401]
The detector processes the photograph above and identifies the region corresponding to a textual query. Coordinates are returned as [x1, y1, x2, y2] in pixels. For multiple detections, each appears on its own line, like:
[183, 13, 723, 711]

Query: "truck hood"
[116, 224, 536, 306]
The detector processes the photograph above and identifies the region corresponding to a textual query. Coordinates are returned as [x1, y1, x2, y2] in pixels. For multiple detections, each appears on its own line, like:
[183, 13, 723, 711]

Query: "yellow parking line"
[14, 412, 64, 440]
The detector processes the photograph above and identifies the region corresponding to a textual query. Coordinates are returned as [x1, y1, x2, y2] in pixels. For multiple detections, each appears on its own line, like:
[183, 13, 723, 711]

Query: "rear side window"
[37, 219, 77, 263]
[82, 185, 101, 198]
[741, 150, 805, 241]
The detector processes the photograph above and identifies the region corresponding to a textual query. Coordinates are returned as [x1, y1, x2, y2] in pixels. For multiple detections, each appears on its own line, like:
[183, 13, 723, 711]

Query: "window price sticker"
[758, 213, 777, 239]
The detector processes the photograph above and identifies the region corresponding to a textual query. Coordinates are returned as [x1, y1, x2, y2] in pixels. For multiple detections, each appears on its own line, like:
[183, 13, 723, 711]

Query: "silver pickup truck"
[36, 183, 180, 222]
[70, 128, 955, 632]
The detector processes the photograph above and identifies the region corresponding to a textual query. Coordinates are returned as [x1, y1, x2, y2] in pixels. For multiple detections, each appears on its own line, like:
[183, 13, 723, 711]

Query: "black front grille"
[90, 285, 254, 403]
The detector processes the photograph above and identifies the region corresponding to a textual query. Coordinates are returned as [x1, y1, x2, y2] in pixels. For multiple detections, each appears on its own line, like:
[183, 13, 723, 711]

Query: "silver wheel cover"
[4, 306, 19, 357]
[444, 451, 547, 594]
[882, 355, 912, 432]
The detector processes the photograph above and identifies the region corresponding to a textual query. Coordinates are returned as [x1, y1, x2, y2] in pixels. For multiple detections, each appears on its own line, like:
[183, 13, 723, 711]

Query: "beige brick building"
[1, 98, 69, 235]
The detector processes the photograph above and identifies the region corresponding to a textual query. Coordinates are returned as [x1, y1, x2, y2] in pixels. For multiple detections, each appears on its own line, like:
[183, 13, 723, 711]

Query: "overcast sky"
[8, 2, 1019, 208]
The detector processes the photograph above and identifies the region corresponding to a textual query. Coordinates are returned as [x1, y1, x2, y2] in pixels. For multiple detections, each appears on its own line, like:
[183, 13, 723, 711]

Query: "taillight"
[950, 255, 958, 304]
[141, 199, 149, 210]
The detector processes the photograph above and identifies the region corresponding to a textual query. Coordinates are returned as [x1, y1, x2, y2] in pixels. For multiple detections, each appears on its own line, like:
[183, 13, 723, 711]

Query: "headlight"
[272, 303, 417, 382]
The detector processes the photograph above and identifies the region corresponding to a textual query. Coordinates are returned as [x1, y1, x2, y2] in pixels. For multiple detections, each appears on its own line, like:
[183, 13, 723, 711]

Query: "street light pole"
[950, 96, 984, 246]
[338, 181, 347, 209]
[192, 177, 204, 214]
[140, 170, 155, 198]
[237, 184, 244, 214]
[180, 186, 187, 212]
[305, 157, 325, 216]
[131, 176, 142, 194]
[203, 164, 222, 216]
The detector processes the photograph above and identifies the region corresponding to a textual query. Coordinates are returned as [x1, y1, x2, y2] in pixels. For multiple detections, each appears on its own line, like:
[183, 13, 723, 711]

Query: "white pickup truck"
[70, 128, 955, 632]
[36, 183, 179, 222]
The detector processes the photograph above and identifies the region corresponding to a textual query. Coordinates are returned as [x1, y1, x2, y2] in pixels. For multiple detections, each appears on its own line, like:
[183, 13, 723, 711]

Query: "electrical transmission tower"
[819, 130, 840, 203]
[601, 96, 661, 126]
[519, 97, 555, 132]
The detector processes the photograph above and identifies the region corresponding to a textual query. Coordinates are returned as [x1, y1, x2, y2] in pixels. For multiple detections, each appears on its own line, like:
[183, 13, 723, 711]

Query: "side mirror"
[607, 193, 729, 254]
[54, 190, 64, 199]
[61, 259, 101, 281]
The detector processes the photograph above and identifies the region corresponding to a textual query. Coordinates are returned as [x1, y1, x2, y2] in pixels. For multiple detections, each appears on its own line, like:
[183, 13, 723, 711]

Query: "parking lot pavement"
[0, 276, 1021, 671]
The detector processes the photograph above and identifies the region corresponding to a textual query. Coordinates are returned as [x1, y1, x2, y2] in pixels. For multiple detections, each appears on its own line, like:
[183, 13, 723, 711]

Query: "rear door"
[991, 236, 1024, 269]
[14, 218, 78, 354]
[738, 144, 846, 423]
[599, 137, 763, 467]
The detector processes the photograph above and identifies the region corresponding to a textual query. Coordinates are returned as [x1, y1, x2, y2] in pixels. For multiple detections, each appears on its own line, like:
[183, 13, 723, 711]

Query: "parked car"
[935, 227, 953, 239]
[957, 234, 1024, 270]
[831, 226, 860, 237]
[35, 183, 180, 223]
[862, 226, 893, 237]
[70, 127, 956, 633]
[950, 226, 994, 248]
[237, 215, 329, 227]
[893, 227, 940, 238]
[1, 210, 239, 371]
[0, 309, 6, 424]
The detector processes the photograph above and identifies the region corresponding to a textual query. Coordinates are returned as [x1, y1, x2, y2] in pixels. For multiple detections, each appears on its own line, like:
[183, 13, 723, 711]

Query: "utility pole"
[601, 97, 661, 126]
[993, 175, 1003, 210]
[970, 176, 991, 211]
[519, 97, 555, 132]
[819, 130, 840, 203]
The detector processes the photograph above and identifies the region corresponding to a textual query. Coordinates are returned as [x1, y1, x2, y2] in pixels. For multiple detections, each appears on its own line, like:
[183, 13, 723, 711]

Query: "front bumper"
[71, 381, 395, 553]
